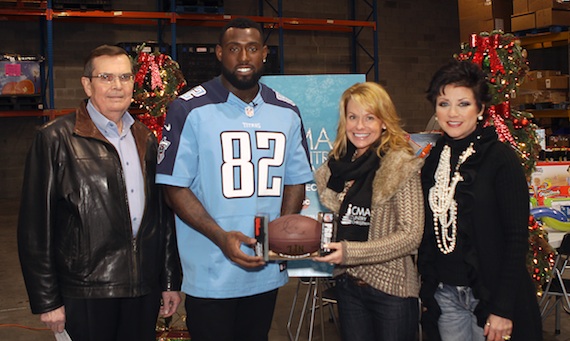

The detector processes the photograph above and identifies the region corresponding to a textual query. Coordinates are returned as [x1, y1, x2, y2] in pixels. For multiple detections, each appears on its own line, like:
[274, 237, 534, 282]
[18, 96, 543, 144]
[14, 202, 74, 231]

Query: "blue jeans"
[434, 283, 485, 341]
[335, 274, 419, 341]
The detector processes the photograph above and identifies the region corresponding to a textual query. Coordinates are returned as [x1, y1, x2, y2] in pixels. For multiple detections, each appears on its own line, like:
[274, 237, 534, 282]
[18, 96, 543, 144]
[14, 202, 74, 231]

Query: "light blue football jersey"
[156, 77, 313, 298]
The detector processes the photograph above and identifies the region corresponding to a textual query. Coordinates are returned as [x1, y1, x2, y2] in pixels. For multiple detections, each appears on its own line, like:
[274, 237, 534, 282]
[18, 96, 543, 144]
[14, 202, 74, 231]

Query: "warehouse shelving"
[518, 31, 570, 119]
[518, 31, 570, 50]
[0, 0, 378, 116]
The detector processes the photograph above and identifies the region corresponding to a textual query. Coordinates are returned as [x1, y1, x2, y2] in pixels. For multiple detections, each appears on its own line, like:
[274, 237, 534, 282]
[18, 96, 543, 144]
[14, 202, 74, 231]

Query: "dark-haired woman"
[418, 60, 542, 341]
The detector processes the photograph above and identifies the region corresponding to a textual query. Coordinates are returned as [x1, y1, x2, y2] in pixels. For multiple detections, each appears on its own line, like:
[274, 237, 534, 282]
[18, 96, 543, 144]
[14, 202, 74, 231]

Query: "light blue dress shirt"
[86, 100, 145, 237]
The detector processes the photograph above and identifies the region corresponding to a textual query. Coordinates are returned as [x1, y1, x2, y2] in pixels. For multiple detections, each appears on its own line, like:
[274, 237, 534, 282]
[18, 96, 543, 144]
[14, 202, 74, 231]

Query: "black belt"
[344, 273, 368, 287]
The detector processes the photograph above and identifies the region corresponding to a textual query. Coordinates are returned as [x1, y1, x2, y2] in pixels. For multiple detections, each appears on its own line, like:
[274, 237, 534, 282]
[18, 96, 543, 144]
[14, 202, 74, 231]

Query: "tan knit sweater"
[315, 148, 424, 298]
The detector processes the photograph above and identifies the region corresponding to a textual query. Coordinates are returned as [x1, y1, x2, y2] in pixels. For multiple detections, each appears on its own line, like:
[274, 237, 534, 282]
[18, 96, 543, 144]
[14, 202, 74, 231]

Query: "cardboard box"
[459, 0, 495, 18]
[529, 0, 570, 12]
[511, 12, 536, 30]
[527, 70, 563, 78]
[458, 0, 512, 36]
[459, 0, 513, 19]
[536, 8, 570, 27]
[530, 161, 570, 207]
[514, 0, 530, 15]
[0, 59, 41, 95]
[519, 75, 570, 90]
[511, 90, 569, 104]
[460, 18, 503, 42]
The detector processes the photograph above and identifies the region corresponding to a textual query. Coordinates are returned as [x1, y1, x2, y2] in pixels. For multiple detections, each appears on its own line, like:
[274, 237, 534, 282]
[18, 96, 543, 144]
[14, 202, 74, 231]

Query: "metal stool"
[540, 233, 570, 334]
[286, 276, 339, 341]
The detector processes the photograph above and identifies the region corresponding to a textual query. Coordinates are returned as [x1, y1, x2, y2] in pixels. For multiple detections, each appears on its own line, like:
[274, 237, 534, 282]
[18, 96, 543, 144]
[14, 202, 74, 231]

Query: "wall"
[0, 0, 460, 133]
[375, 0, 461, 131]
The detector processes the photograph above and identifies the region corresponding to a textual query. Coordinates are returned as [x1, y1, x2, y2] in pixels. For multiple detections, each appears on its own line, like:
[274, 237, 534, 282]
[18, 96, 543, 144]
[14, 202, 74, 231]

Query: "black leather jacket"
[18, 101, 181, 314]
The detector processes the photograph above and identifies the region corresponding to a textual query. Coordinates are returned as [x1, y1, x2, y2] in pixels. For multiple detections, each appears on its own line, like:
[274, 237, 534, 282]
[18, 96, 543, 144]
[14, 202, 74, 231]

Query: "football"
[268, 214, 321, 256]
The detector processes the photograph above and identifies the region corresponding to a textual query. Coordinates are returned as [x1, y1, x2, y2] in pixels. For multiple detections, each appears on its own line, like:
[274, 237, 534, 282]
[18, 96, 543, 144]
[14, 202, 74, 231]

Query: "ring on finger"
[502, 335, 511, 341]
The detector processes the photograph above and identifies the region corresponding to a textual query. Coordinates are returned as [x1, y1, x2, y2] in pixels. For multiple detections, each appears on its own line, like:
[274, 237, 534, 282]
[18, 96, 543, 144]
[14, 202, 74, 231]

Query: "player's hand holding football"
[218, 230, 266, 268]
[313, 242, 343, 265]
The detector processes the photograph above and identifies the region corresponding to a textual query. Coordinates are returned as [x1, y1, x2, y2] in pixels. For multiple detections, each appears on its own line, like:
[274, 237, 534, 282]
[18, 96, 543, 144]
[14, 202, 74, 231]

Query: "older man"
[18, 44, 181, 341]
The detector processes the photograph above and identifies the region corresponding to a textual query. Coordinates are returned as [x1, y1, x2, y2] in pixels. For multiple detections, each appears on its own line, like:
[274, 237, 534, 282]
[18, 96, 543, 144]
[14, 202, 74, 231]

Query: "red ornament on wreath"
[132, 44, 186, 140]
[137, 113, 166, 141]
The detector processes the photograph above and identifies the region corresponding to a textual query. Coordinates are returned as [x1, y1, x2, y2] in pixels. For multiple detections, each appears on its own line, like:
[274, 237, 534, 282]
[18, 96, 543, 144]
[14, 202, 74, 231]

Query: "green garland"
[528, 216, 555, 295]
[133, 44, 186, 117]
[456, 30, 529, 105]
[456, 30, 540, 178]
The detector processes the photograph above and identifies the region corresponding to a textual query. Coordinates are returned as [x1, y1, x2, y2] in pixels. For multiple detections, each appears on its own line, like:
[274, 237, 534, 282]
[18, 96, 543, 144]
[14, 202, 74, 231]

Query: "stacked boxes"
[512, 0, 570, 32]
[458, 0, 513, 42]
[512, 69, 569, 147]
[512, 69, 569, 108]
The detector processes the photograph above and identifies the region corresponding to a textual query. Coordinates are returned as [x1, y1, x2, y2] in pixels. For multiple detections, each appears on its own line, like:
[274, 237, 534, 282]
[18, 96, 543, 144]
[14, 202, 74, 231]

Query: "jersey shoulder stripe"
[260, 83, 300, 114]
[157, 78, 228, 177]
[173, 77, 229, 116]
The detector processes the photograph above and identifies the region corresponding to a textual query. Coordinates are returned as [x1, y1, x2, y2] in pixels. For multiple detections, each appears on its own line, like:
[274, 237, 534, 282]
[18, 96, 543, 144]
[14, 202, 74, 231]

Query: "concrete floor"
[1, 117, 570, 340]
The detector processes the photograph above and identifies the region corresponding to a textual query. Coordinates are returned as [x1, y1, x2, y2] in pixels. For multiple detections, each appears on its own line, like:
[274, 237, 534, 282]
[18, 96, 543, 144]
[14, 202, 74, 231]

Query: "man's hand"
[163, 185, 266, 268]
[40, 306, 66, 333]
[218, 230, 266, 268]
[160, 291, 182, 317]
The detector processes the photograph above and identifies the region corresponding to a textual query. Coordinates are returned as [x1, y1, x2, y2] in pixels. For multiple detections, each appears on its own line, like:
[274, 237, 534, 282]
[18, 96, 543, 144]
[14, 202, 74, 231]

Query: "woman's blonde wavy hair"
[329, 82, 413, 160]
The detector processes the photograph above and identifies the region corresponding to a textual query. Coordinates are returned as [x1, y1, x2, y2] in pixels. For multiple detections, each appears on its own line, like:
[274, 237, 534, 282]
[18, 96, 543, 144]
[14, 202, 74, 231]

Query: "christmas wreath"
[132, 44, 186, 140]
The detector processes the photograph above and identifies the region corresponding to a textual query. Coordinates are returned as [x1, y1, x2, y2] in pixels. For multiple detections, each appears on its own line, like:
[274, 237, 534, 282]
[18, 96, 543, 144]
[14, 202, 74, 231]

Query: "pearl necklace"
[428, 143, 475, 254]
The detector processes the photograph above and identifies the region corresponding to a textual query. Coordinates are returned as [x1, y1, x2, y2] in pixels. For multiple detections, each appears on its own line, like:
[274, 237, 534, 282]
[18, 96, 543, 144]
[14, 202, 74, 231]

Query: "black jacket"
[419, 127, 542, 341]
[18, 101, 181, 315]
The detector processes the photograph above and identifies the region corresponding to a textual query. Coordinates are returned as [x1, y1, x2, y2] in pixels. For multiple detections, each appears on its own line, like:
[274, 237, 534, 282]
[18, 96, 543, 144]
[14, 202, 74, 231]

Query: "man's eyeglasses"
[88, 73, 134, 83]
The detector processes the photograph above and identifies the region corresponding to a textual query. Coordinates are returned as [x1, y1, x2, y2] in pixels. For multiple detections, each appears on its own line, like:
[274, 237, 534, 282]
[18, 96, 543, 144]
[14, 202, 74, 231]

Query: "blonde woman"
[314, 82, 424, 341]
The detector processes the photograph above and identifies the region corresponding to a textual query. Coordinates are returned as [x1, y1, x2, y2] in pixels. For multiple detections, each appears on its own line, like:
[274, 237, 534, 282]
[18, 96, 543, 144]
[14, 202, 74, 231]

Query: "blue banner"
[261, 74, 366, 217]
[261, 74, 366, 276]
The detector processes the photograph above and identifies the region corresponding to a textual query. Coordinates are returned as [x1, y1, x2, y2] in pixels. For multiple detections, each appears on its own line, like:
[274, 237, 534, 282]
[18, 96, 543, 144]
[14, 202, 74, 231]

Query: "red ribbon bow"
[135, 52, 165, 91]
[470, 33, 505, 75]
[485, 103, 516, 148]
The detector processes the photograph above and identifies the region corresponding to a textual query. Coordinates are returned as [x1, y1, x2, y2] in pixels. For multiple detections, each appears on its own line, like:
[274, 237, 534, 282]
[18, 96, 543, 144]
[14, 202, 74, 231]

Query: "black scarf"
[327, 142, 380, 241]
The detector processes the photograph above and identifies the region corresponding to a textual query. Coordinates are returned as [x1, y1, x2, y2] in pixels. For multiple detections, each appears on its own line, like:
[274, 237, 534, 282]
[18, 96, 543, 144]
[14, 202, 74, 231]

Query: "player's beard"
[221, 64, 264, 91]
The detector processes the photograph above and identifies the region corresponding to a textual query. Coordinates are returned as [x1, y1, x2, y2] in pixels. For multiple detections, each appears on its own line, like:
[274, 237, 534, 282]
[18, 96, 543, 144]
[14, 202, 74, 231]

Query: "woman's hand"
[484, 314, 513, 341]
[313, 242, 343, 265]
